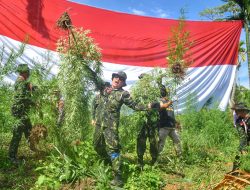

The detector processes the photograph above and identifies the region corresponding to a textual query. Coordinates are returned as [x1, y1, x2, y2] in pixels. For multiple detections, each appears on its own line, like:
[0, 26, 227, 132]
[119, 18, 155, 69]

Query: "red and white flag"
[0, 0, 242, 112]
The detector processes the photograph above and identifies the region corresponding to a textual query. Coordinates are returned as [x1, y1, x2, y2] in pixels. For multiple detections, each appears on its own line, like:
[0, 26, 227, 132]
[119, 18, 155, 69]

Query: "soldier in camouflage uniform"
[103, 71, 152, 187]
[92, 82, 112, 165]
[136, 73, 159, 169]
[101, 71, 170, 187]
[231, 103, 250, 171]
[9, 64, 34, 164]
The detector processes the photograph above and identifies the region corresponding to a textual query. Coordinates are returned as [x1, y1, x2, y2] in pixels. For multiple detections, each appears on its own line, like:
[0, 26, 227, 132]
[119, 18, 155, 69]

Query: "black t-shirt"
[158, 99, 176, 128]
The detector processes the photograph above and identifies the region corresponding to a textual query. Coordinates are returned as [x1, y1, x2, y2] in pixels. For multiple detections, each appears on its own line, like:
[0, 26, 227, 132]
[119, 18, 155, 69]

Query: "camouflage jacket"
[104, 88, 147, 129]
[92, 92, 109, 126]
[11, 77, 33, 117]
[236, 114, 250, 135]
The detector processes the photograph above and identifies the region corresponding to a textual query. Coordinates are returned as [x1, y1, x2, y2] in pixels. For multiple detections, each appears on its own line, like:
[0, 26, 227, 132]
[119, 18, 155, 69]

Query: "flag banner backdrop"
[0, 0, 243, 112]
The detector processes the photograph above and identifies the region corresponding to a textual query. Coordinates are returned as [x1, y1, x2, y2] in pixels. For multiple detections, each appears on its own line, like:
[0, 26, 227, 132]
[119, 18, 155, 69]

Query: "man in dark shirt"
[157, 83, 182, 157]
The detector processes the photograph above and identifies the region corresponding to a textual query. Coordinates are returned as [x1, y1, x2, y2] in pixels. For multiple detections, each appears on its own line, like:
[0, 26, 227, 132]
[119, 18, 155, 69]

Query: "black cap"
[231, 102, 249, 111]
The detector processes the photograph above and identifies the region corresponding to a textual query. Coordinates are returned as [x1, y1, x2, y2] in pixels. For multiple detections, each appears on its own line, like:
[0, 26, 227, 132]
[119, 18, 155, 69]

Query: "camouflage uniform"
[92, 90, 111, 165]
[231, 103, 250, 171]
[136, 110, 159, 166]
[103, 87, 148, 179]
[9, 73, 33, 161]
[235, 114, 250, 152]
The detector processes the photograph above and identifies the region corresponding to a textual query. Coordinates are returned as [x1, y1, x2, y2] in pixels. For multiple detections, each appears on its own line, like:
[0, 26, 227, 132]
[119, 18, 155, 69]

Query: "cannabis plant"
[57, 27, 103, 144]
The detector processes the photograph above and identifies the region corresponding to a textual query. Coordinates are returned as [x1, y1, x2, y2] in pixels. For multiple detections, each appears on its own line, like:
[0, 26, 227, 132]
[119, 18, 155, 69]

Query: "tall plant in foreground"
[57, 15, 103, 143]
[166, 10, 192, 86]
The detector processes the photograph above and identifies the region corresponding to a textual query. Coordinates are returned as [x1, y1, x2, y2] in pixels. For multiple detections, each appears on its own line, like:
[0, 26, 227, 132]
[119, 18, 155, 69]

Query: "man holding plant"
[9, 64, 35, 164]
[103, 71, 172, 187]
[156, 81, 182, 157]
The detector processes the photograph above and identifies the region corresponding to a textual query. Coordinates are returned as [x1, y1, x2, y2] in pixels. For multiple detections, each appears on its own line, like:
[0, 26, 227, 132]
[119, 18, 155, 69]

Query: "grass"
[0, 109, 249, 190]
[0, 131, 247, 190]
[0, 133, 41, 190]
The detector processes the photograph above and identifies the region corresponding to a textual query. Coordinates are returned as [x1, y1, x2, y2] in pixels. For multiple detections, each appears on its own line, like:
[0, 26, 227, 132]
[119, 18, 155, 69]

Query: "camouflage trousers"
[136, 124, 158, 164]
[93, 124, 111, 165]
[9, 115, 32, 159]
[236, 126, 250, 152]
[93, 124, 122, 175]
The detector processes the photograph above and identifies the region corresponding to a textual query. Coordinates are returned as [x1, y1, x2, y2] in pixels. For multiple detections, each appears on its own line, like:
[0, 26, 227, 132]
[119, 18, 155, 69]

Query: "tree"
[200, 0, 250, 88]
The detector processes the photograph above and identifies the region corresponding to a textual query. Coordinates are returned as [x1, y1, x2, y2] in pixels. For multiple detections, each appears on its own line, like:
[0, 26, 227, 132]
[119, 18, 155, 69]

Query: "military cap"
[16, 64, 30, 73]
[112, 71, 127, 86]
[231, 102, 250, 111]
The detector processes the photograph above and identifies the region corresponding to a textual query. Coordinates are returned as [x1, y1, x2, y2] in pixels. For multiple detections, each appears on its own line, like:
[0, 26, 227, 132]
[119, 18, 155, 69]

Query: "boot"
[137, 156, 144, 171]
[150, 157, 157, 166]
[110, 174, 124, 187]
[9, 156, 21, 165]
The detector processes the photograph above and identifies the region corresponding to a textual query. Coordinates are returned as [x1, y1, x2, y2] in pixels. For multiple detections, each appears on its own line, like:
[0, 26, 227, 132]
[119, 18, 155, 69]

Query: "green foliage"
[34, 141, 97, 189]
[0, 85, 15, 133]
[235, 85, 250, 106]
[89, 161, 112, 190]
[29, 61, 60, 126]
[123, 163, 164, 190]
[57, 27, 103, 144]
[240, 147, 250, 172]
[179, 108, 238, 164]
[199, 1, 241, 20]
[131, 72, 161, 104]
[166, 9, 192, 84]
[0, 42, 26, 81]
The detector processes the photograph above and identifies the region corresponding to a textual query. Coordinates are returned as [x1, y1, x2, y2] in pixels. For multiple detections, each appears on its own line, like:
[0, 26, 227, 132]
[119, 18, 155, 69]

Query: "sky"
[71, 0, 249, 89]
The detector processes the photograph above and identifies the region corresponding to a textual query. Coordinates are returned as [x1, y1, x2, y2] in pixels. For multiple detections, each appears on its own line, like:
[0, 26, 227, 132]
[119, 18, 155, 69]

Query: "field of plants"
[0, 73, 250, 190]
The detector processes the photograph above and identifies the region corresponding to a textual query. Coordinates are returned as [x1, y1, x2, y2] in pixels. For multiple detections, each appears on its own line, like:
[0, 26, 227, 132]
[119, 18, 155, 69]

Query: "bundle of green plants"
[57, 27, 103, 144]
[34, 141, 97, 190]
[123, 162, 164, 190]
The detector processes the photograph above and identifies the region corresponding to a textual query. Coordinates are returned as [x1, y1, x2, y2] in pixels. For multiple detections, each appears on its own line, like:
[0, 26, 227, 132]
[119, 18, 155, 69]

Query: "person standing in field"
[156, 79, 182, 157]
[101, 71, 172, 187]
[231, 103, 250, 171]
[9, 64, 35, 164]
[136, 73, 159, 170]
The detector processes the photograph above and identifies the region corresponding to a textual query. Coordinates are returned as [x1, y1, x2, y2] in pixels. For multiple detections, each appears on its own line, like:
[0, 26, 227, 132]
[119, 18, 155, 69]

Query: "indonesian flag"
[0, 0, 243, 112]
